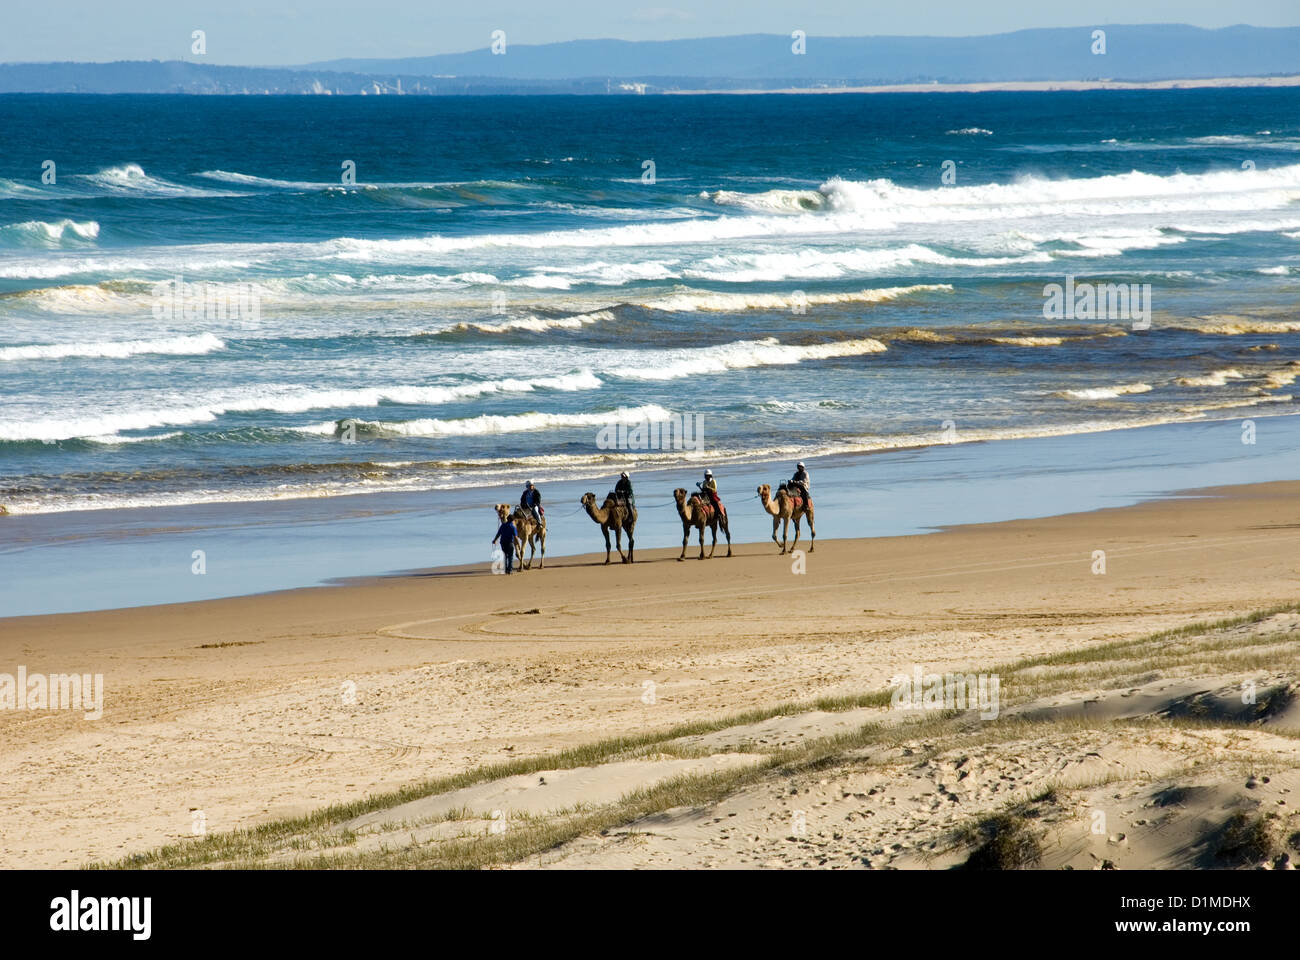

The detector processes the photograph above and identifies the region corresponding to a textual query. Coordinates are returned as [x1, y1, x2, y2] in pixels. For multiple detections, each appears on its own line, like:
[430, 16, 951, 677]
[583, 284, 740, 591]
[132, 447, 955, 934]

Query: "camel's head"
[493, 503, 511, 522]
[757, 483, 771, 502]
[580, 492, 596, 509]
[673, 487, 688, 503]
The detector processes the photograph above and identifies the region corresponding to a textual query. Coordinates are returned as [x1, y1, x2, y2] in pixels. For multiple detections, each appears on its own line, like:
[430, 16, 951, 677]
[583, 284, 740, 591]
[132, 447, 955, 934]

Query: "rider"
[790, 461, 811, 504]
[614, 471, 634, 506]
[697, 469, 722, 514]
[520, 480, 542, 527]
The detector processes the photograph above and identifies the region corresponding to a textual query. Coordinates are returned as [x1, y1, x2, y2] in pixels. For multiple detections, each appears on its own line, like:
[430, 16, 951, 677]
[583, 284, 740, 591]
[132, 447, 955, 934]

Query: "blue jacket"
[494, 520, 518, 544]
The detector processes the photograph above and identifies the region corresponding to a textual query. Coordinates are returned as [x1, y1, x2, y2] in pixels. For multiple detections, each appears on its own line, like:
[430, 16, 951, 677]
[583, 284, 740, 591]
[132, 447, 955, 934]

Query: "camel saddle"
[778, 483, 806, 511]
[693, 492, 725, 519]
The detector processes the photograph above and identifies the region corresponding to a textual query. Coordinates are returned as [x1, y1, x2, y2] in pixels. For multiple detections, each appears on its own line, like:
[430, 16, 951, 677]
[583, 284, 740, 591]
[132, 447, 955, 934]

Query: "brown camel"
[493, 503, 546, 569]
[757, 482, 815, 554]
[673, 487, 732, 560]
[580, 492, 636, 564]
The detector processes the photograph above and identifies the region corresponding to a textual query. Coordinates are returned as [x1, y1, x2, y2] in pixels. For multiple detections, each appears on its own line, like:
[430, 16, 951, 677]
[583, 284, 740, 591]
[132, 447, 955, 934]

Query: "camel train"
[492, 466, 813, 569]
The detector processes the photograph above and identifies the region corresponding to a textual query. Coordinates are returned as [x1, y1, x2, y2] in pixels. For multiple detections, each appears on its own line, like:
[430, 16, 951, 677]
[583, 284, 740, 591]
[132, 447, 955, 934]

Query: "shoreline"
[4, 410, 1297, 617]
[2, 476, 1297, 867]
[666, 74, 1300, 95]
[4, 472, 1295, 629]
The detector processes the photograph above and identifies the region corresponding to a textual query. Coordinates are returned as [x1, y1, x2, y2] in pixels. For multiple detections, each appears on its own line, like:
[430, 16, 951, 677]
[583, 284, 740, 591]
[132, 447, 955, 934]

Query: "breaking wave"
[0, 333, 225, 362]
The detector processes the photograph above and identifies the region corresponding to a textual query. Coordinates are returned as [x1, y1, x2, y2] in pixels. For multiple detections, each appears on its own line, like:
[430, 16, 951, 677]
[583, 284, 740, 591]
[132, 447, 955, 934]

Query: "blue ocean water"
[0, 90, 1297, 613]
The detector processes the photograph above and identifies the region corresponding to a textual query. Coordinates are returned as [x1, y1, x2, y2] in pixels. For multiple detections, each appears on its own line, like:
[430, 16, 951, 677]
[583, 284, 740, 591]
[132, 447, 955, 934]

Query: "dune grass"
[97, 603, 1299, 870]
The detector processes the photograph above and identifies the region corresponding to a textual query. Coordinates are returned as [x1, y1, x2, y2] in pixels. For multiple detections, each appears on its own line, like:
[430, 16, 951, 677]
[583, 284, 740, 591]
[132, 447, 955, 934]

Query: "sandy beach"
[2, 478, 1297, 868]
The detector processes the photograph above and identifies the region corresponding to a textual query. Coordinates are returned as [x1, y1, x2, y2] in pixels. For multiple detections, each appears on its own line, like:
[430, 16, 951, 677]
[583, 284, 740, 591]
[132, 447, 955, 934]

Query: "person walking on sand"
[492, 515, 518, 574]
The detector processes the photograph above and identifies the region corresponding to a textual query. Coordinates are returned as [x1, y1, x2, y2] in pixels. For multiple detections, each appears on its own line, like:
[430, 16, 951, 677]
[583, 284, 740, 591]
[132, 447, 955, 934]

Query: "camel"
[493, 503, 546, 569]
[673, 487, 732, 560]
[580, 492, 636, 564]
[757, 482, 815, 554]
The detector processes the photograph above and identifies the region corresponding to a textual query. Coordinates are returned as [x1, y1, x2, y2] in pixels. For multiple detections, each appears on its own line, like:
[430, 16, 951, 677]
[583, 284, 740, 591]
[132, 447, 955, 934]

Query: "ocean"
[1, 90, 1297, 613]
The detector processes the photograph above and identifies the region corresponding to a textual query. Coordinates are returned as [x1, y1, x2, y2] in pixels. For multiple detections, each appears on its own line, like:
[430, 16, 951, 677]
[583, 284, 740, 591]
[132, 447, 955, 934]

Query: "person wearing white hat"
[697, 468, 722, 514]
[614, 470, 634, 506]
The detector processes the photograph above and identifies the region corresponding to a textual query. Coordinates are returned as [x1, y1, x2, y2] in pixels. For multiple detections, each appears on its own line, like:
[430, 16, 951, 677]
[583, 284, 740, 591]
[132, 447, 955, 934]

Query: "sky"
[4, 1, 1299, 64]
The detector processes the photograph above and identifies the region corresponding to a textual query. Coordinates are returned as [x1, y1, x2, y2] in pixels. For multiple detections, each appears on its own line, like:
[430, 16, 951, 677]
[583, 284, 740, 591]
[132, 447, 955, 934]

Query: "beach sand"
[2, 479, 1297, 868]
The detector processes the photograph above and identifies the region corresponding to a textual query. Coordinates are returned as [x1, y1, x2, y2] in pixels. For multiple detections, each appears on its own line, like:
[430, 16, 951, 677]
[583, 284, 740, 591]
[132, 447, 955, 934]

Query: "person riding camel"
[790, 461, 811, 505]
[697, 469, 723, 516]
[520, 480, 542, 527]
[614, 471, 634, 507]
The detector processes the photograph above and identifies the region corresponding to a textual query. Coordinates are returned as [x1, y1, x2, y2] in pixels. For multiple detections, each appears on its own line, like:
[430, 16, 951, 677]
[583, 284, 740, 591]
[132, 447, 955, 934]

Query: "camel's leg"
[613, 526, 627, 563]
[790, 516, 801, 553]
[679, 523, 688, 561]
[706, 522, 717, 559]
[626, 525, 635, 564]
[806, 507, 814, 552]
[602, 527, 612, 564]
[771, 516, 781, 550]
[781, 517, 790, 555]
[722, 516, 732, 557]
[698, 524, 706, 560]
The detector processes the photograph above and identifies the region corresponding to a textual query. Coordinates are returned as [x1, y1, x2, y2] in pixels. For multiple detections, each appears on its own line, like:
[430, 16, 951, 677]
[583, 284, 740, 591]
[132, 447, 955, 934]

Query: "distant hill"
[2, 25, 1299, 94]
[304, 25, 1300, 83]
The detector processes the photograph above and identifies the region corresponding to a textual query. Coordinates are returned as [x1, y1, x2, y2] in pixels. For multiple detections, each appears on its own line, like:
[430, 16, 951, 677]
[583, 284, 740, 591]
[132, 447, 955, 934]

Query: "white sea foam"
[0, 371, 604, 442]
[0, 177, 53, 200]
[196, 170, 342, 190]
[315, 403, 674, 438]
[1166, 317, 1300, 335]
[682, 245, 1048, 282]
[2, 282, 145, 313]
[642, 284, 952, 312]
[5, 164, 1299, 283]
[609, 337, 888, 381]
[0, 333, 226, 362]
[76, 164, 235, 198]
[1054, 382, 1154, 400]
[706, 188, 827, 213]
[985, 336, 1066, 347]
[818, 165, 1300, 222]
[452, 310, 615, 333]
[0, 219, 99, 248]
[1175, 368, 1245, 387]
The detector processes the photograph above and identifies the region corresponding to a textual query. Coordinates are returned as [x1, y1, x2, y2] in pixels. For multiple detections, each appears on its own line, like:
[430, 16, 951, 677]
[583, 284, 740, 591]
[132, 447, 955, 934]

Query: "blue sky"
[5, 1, 1299, 64]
